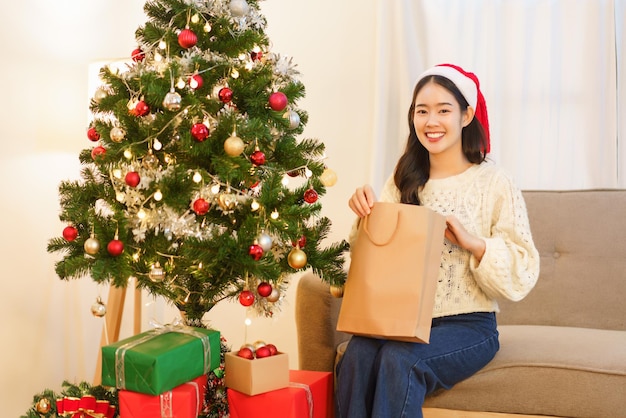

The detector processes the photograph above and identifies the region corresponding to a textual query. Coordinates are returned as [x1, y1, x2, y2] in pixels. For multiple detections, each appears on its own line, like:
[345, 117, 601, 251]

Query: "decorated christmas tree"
[47, 0, 348, 325]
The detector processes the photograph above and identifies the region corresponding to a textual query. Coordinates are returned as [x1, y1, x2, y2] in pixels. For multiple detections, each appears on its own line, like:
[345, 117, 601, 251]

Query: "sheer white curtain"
[372, 0, 625, 191]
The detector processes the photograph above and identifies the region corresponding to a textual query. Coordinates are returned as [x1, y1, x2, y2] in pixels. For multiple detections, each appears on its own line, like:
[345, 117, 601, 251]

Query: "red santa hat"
[417, 64, 490, 153]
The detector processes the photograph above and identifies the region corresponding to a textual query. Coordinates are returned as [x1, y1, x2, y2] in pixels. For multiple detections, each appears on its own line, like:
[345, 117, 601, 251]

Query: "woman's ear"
[462, 106, 475, 127]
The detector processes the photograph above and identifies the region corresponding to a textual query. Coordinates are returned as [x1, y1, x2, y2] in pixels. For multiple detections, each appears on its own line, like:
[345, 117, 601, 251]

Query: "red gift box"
[119, 374, 207, 418]
[227, 370, 334, 418]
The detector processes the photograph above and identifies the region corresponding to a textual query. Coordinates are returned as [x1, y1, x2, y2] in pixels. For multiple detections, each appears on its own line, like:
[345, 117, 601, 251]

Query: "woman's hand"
[445, 215, 486, 262]
[348, 185, 377, 217]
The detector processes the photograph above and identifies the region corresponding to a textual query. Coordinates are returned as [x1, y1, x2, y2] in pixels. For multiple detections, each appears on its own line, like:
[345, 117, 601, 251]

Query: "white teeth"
[426, 133, 444, 139]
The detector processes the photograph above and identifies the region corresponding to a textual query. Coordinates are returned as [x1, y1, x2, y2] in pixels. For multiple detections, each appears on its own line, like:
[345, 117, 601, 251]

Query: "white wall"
[1, 1, 376, 416]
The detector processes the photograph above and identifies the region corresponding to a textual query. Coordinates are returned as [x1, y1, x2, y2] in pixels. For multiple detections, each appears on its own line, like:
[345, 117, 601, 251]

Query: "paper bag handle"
[361, 209, 400, 246]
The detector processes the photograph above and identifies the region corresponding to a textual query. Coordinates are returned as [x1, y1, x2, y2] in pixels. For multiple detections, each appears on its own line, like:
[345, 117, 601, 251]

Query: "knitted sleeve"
[469, 172, 540, 301]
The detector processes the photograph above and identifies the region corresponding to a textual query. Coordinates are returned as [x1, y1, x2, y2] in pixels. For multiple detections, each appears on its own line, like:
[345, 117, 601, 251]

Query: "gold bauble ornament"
[218, 193, 237, 211]
[320, 168, 338, 187]
[84, 235, 100, 255]
[149, 262, 166, 282]
[330, 284, 344, 298]
[224, 134, 245, 156]
[288, 247, 307, 269]
[162, 90, 182, 111]
[110, 126, 126, 143]
[142, 151, 159, 169]
[35, 398, 52, 414]
[94, 87, 108, 103]
[266, 288, 280, 303]
[253, 340, 267, 350]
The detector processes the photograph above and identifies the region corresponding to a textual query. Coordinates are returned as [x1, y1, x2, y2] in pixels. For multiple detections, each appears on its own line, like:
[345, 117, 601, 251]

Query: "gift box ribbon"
[56, 396, 116, 418]
[114, 318, 212, 389]
[289, 382, 313, 418]
[159, 380, 201, 418]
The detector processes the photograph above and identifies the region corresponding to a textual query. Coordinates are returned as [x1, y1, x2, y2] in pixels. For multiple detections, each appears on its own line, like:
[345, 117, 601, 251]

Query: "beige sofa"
[295, 190, 626, 417]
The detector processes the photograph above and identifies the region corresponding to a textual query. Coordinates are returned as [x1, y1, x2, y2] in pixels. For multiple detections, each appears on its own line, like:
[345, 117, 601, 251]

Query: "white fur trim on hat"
[417, 66, 478, 109]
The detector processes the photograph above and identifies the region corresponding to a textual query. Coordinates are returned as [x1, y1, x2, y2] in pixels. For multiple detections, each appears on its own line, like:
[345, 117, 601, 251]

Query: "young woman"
[336, 64, 540, 418]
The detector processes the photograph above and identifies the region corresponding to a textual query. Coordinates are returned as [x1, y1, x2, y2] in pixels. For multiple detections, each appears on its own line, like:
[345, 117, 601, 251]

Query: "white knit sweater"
[350, 161, 540, 318]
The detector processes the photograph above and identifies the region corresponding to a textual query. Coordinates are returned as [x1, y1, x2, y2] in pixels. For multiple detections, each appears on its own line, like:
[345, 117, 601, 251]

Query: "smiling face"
[412, 80, 474, 158]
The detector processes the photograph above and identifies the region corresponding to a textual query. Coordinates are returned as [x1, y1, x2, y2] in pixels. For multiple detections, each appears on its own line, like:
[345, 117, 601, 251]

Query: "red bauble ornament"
[255, 346, 271, 358]
[292, 235, 306, 248]
[91, 146, 106, 161]
[250, 150, 266, 166]
[131, 47, 145, 62]
[125, 171, 141, 187]
[130, 48, 146, 62]
[178, 28, 198, 49]
[237, 347, 254, 359]
[268, 92, 288, 111]
[133, 100, 150, 117]
[257, 282, 272, 297]
[265, 343, 278, 356]
[191, 123, 209, 142]
[189, 74, 203, 90]
[304, 188, 319, 204]
[87, 127, 100, 142]
[250, 50, 263, 61]
[239, 290, 255, 307]
[107, 239, 124, 256]
[248, 244, 264, 261]
[62, 226, 78, 241]
[218, 87, 233, 103]
[193, 198, 210, 215]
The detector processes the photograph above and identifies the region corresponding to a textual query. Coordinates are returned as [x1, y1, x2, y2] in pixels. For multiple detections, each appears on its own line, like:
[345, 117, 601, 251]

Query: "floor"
[423, 408, 558, 418]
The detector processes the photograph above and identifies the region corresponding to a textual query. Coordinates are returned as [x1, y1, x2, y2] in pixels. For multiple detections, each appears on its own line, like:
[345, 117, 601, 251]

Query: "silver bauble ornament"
[149, 262, 166, 282]
[163, 90, 182, 111]
[110, 126, 126, 143]
[91, 297, 107, 317]
[84, 236, 100, 255]
[230, 0, 249, 17]
[257, 233, 273, 252]
[284, 110, 300, 129]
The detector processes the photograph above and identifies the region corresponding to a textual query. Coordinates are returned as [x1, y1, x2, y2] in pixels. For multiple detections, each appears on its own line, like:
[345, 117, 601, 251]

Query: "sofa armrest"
[295, 271, 350, 372]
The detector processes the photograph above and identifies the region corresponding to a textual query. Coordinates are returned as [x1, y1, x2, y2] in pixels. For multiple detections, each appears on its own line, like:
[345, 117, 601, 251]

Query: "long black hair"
[393, 75, 488, 205]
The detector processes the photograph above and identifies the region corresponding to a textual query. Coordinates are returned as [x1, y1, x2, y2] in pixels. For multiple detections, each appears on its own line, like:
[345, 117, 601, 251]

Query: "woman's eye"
[415, 109, 427, 115]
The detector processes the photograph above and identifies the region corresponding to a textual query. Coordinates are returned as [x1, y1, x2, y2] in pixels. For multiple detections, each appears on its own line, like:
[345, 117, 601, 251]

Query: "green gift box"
[102, 325, 220, 395]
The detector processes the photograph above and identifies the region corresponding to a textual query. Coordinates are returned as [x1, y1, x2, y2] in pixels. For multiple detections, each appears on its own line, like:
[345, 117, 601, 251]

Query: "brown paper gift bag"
[336, 202, 446, 343]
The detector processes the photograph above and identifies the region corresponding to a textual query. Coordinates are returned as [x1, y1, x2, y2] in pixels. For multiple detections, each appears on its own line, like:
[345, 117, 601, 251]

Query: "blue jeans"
[335, 312, 499, 418]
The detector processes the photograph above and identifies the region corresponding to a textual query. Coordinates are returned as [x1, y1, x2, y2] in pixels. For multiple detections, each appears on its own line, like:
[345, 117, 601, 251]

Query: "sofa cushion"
[336, 325, 626, 418]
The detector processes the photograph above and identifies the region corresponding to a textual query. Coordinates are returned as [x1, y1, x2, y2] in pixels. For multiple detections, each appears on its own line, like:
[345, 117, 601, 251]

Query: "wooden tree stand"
[93, 280, 142, 385]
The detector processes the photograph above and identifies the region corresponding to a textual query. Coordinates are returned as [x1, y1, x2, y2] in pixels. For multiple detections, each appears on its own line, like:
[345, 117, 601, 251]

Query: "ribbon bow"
[114, 317, 212, 389]
[56, 396, 116, 418]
